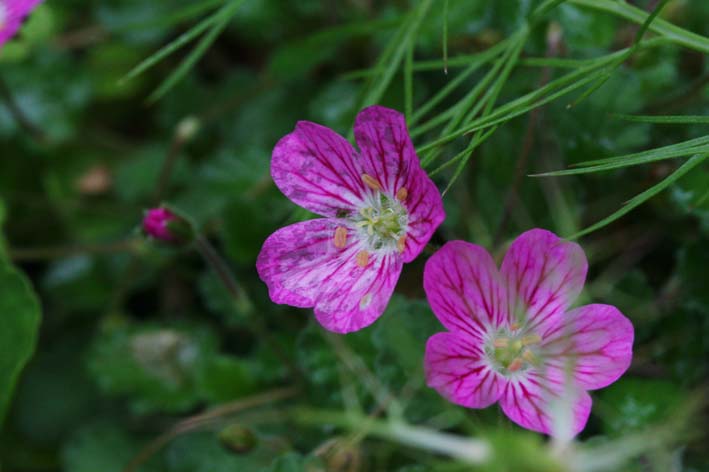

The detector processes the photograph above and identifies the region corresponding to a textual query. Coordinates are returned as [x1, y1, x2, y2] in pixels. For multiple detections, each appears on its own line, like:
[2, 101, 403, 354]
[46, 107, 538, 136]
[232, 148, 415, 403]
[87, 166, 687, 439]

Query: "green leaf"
[567, 153, 709, 239]
[0, 261, 42, 425]
[613, 114, 709, 125]
[148, 0, 248, 102]
[569, 0, 709, 54]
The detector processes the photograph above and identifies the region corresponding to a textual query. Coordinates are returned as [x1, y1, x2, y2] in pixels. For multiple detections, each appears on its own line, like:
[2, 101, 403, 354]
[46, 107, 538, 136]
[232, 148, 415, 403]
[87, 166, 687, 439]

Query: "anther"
[396, 187, 408, 202]
[507, 358, 524, 373]
[521, 334, 542, 346]
[333, 226, 347, 249]
[522, 349, 538, 364]
[356, 250, 370, 267]
[510, 322, 520, 330]
[361, 174, 381, 191]
[397, 235, 407, 253]
[493, 337, 509, 348]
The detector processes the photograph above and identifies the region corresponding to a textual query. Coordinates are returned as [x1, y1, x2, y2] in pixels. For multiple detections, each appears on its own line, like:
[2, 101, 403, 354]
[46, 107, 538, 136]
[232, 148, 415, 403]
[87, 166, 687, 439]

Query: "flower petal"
[499, 370, 592, 437]
[425, 332, 505, 408]
[0, 0, 42, 46]
[543, 304, 634, 391]
[424, 241, 508, 341]
[501, 229, 587, 335]
[271, 121, 366, 217]
[353, 106, 444, 262]
[256, 218, 402, 333]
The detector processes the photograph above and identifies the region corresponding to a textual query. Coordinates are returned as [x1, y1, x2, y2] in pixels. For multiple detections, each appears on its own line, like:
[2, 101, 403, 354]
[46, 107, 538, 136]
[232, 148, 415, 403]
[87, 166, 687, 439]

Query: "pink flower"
[143, 208, 180, 242]
[424, 229, 634, 436]
[257, 106, 445, 333]
[0, 0, 43, 48]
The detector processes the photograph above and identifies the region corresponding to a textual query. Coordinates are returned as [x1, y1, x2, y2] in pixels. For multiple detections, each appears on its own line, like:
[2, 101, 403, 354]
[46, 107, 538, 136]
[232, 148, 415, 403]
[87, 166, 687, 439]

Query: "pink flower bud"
[142, 207, 193, 243]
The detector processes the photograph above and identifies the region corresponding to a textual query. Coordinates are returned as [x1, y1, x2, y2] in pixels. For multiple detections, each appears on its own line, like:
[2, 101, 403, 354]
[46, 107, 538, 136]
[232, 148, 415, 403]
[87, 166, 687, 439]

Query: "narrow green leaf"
[404, 40, 414, 121]
[119, 8, 222, 84]
[532, 144, 709, 176]
[356, 0, 433, 114]
[570, 0, 709, 54]
[0, 261, 42, 425]
[613, 114, 709, 125]
[410, 41, 506, 127]
[148, 0, 247, 102]
[567, 154, 709, 239]
[442, 0, 449, 74]
[572, 135, 709, 167]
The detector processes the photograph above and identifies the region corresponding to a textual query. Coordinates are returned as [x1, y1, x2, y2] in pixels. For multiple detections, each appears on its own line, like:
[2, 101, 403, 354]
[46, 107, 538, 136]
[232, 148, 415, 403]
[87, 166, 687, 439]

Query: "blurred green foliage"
[1, 0, 708, 471]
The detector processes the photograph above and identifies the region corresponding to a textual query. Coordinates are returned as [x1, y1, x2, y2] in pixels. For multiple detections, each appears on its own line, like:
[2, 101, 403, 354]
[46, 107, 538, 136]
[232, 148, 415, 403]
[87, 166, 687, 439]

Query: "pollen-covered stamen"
[361, 173, 381, 191]
[397, 235, 407, 253]
[333, 226, 348, 249]
[356, 250, 370, 267]
[396, 187, 408, 202]
[521, 333, 541, 346]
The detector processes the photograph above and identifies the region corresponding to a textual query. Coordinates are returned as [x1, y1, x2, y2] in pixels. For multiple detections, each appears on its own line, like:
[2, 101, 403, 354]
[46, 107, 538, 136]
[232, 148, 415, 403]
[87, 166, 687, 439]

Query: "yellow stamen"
[333, 226, 347, 249]
[493, 337, 509, 348]
[521, 334, 542, 346]
[356, 250, 370, 268]
[397, 235, 407, 253]
[508, 358, 524, 372]
[361, 174, 381, 191]
[396, 187, 408, 202]
[522, 349, 537, 364]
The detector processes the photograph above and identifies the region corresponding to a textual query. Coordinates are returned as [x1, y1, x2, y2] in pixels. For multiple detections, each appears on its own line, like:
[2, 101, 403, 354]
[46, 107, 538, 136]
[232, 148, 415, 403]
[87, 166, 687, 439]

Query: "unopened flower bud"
[142, 207, 194, 244]
[218, 424, 258, 454]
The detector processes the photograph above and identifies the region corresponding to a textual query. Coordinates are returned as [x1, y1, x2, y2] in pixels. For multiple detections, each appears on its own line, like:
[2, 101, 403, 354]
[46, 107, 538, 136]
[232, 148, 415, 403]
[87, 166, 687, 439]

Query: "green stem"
[292, 409, 491, 464]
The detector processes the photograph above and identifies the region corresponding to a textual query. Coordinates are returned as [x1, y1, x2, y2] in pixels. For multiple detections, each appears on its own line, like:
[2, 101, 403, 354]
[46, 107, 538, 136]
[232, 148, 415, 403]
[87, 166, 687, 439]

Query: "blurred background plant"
[1, 0, 708, 471]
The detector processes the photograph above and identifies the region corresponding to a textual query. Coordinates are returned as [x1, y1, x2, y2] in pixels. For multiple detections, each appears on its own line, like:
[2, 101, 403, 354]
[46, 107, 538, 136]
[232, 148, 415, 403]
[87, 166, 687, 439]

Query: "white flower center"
[353, 192, 409, 252]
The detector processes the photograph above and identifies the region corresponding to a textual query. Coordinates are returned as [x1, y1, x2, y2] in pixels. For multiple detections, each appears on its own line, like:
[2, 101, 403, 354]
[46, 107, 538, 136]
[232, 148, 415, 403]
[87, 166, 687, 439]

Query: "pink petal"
[0, 0, 42, 47]
[501, 229, 587, 335]
[499, 371, 592, 436]
[424, 241, 508, 341]
[425, 332, 505, 408]
[271, 121, 366, 217]
[543, 304, 634, 391]
[353, 106, 445, 262]
[256, 218, 402, 333]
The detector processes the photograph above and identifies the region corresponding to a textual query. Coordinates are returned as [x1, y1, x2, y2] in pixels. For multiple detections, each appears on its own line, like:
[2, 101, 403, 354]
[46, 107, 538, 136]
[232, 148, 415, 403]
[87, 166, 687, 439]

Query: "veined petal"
[353, 106, 444, 261]
[425, 332, 505, 408]
[314, 249, 402, 334]
[543, 304, 634, 391]
[400, 169, 445, 263]
[271, 121, 365, 217]
[499, 370, 592, 437]
[424, 241, 508, 341]
[354, 106, 417, 195]
[501, 229, 587, 335]
[256, 218, 402, 333]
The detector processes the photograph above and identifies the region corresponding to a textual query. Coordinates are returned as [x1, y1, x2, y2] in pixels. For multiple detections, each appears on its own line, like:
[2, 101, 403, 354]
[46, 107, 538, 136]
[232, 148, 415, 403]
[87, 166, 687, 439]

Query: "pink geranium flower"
[424, 229, 633, 436]
[257, 106, 445, 333]
[0, 0, 43, 48]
